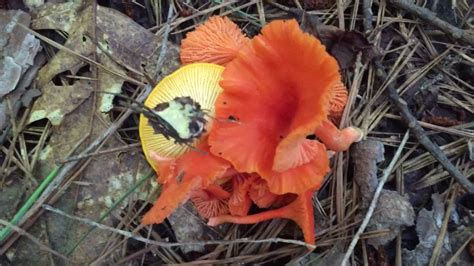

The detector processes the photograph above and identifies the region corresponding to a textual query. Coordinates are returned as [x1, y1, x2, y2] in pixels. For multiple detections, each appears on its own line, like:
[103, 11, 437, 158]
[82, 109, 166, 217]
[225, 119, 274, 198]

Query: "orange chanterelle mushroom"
[180, 16, 250, 65]
[141, 18, 363, 247]
[208, 19, 362, 195]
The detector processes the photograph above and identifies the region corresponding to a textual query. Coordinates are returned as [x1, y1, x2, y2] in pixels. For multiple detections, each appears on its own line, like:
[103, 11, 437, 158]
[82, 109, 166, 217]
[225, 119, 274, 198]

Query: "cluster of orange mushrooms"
[138, 17, 363, 245]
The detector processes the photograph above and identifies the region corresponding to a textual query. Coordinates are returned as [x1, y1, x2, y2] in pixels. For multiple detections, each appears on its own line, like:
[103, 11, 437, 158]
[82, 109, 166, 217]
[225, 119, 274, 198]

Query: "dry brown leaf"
[30, 2, 162, 114]
[28, 81, 92, 125]
[290, 9, 380, 69]
[403, 193, 452, 265]
[0, 10, 41, 132]
[352, 140, 415, 247]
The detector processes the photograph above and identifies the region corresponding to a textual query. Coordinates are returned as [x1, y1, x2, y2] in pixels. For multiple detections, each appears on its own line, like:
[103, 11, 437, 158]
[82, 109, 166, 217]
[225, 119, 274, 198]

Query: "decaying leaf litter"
[0, 0, 473, 264]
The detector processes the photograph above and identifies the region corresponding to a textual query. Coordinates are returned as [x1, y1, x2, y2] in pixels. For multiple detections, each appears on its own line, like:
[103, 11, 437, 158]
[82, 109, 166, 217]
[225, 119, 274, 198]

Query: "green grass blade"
[0, 166, 60, 243]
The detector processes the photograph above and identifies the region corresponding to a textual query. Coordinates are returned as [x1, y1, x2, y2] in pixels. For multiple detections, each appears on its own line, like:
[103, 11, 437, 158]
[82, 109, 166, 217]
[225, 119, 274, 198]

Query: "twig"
[341, 131, 410, 265]
[389, 0, 474, 45]
[374, 61, 474, 193]
[384, 114, 474, 139]
[429, 185, 458, 266]
[16, 24, 146, 87]
[155, 1, 175, 80]
[362, 0, 374, 33]
[446, 235, 474, 266]
[149, 0, 240, 32]
[0, 219, 70, 262]
[42, 204, 315, 249]
[57, 143, 141, 163]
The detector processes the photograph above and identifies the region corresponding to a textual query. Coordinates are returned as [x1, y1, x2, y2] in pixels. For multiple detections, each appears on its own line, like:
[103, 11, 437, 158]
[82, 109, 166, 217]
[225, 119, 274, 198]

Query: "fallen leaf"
[290, 9, 380, 69]
[403, 193, 452, 265]
[352, 140, 415, 247]
[167, 201, 220, 253]
[367, 190, 415, 247]
[0, 9, 41, 141]
[352, 140, 385, 207]
[28, 95, 154, 264]
[28, 81, 92, 125]
[30, 2, 162, 115]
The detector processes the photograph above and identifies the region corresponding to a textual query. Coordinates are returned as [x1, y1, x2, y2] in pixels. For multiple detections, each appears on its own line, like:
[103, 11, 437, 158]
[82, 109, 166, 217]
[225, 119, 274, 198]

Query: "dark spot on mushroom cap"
[154, 102, 170, 112]
[189, 121, 201, 134]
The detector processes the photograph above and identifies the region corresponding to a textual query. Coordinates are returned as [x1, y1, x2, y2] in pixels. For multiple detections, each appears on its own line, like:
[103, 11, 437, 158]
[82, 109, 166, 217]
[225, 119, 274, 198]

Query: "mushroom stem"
[209, 191, 316, 246]
[314, 120, 363, 152]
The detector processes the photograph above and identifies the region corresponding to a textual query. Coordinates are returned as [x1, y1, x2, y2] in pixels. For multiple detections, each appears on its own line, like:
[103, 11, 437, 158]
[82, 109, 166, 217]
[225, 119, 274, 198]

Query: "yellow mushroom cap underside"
[139, 63, 224, 170]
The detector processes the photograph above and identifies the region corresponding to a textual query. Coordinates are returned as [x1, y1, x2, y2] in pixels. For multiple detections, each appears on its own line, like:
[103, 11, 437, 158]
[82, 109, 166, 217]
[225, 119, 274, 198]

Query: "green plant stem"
[0, 167, 60, 243]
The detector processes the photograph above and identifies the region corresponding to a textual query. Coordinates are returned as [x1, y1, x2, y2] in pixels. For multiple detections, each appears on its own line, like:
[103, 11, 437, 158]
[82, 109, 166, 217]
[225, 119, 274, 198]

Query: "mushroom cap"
[180, 16, 250, 65]
[142, 138, 231, 224]
[139, 63, 224, 171]
[208, 19, 339, 194]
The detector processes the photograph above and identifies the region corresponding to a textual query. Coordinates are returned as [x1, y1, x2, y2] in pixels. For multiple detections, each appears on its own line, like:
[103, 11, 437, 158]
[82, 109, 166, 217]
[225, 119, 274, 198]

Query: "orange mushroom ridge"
[190, 183, 231, 219]
[180, 16, 250, 65]
[208, 19, 362, 195]
[328, 81, 349, 121]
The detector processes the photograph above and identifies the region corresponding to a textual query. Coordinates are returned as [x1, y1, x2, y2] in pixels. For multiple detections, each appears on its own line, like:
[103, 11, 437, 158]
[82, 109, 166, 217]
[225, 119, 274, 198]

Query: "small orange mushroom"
[180, 16, 250, 65]
[142, 138, 231, 224]
[209, 190, 316, 246]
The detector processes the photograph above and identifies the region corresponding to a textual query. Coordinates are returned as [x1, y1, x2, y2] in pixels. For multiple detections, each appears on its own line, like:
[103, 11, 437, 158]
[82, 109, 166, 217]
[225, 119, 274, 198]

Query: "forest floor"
[0, 0, 473, 265]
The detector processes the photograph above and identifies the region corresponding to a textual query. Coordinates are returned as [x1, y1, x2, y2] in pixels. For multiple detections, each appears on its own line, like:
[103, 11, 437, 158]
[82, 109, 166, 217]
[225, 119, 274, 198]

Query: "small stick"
[389, 0, 474, 45]
[155, 1, 175, 80]
[429, 185, 458, 265]
[42, 204, 315, 249]
[363, 0, 374, 33]
[0, 219, 71, 262]
[374, 61, 474, 193]
[57, 143, 141, 163]
[341, 131, 410, 265]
